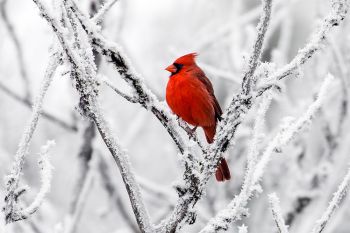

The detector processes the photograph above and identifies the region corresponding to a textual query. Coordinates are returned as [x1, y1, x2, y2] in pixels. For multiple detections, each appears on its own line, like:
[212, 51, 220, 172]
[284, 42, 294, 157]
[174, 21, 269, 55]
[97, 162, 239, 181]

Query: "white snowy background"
[0, 0, 350, 232]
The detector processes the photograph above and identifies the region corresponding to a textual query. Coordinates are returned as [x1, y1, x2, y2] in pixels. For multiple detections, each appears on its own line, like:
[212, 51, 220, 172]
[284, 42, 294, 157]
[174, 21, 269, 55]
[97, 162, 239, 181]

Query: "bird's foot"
[188, 126, 198, 139]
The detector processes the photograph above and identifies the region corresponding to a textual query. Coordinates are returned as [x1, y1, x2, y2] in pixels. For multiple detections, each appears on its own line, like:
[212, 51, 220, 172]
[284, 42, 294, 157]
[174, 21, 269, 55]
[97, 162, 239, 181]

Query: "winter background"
[0, 0, 350, 232]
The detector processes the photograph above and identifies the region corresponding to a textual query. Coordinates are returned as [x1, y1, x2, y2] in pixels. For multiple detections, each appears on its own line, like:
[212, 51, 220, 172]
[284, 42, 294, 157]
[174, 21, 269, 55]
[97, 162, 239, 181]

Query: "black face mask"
[171, 63, 184, 76]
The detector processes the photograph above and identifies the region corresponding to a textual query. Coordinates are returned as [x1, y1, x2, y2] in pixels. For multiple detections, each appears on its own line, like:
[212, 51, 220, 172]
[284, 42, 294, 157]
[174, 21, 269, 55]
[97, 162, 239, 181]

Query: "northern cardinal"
[165, 53, 231, 182]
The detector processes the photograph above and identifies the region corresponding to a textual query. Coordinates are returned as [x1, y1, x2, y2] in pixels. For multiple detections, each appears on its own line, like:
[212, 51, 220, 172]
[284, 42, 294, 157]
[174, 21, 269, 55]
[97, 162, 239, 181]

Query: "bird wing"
[193, 69, 223, 121]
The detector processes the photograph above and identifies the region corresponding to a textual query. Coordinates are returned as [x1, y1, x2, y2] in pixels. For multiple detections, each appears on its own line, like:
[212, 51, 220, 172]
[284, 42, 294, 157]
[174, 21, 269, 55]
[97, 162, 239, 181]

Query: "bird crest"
[173, 52, 198, 65]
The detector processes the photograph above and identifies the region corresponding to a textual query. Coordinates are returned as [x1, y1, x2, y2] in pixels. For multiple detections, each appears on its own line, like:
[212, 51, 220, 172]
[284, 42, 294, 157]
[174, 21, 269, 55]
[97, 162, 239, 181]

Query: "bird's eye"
[173, 63, 183, 72]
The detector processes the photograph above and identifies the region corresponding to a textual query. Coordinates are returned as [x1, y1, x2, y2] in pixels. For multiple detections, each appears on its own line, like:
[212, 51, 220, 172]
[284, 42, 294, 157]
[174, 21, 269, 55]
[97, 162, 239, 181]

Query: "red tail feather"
[215, 158, 231, 182]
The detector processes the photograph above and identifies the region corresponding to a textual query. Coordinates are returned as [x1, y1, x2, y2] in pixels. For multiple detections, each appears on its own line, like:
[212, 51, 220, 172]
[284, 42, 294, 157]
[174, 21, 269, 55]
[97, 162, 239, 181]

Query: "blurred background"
[0, 0, 350, 232]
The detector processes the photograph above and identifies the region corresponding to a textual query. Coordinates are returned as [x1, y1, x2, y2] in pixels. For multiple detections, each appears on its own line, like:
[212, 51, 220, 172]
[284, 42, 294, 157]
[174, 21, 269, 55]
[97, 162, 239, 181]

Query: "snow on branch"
[253, 74, 335, 183]
[24, 0, 350, 232]
[101, 75, 138, 103]
[19, 141, 55, 218]
[268, 193, 289, 233]
[156, 1, 273, 230]
[3, 54, 58, 224]
[31, 1, 153, 232]
[238, 224, 248, 233]
[65, 0, 195, 155]
[199, 74, 334, 233]
[310, 166, 350, 233]
[241, 0, 272, 95]
[259, 0, 349, 89]
[91, 0, 119, 24]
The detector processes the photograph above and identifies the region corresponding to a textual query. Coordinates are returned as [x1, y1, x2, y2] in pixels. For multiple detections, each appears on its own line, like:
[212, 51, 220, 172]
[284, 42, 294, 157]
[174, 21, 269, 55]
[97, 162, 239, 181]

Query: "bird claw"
[188, 126, 197, 139]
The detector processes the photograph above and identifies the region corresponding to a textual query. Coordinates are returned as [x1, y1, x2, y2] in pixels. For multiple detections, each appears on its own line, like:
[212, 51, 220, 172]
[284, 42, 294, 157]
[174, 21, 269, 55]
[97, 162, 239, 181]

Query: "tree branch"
[269, 193, 289, 233]
[3, 54, 58, 224]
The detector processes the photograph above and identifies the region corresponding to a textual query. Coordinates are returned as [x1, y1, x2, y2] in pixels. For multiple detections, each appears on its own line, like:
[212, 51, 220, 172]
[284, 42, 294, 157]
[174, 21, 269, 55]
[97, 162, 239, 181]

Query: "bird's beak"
[165, 64, 177, 73]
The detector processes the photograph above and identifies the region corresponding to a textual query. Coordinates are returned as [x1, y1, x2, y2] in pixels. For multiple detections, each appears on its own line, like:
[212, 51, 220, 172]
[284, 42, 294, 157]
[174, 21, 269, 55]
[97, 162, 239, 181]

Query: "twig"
[69, 122, 95, 215]
[102, 76, 138, 103]
[310, 166, 350, 233]
[268, 193, 289, 233]
[92, 0, 119, 24]
[199, 75, 334, 233]
[260, 0, 349, 88]
[32, 1, 153, 231]
[241, 0, 272, 95]
[19, 141, 55, 218]
[67, 1, 192, 154]
[3, 54, 58, 223]
[98, 154, 139, 233]
[155, 1, 273, 230]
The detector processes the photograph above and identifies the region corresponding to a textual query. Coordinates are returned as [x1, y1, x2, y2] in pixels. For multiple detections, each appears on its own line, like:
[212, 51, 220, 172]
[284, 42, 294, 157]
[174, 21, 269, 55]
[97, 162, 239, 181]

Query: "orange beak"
[165, 64, 177, 73]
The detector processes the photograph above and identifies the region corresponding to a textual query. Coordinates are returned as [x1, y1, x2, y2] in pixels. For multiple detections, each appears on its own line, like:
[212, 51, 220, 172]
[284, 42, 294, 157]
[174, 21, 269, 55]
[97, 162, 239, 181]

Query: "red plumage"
[165, 53, 231, 182]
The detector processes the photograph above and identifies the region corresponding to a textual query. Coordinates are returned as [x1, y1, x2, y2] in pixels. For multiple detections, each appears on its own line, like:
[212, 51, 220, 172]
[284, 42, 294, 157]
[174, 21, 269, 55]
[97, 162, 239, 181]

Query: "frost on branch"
[30, 1, 153, 232]
[19, 140, 55, 218]
[199, 74, 335, 233]
[268, 193, 289, 233]
[310, 166, 350, 233]
[3, 54, 58, 224]
[5, 0, 349, 232]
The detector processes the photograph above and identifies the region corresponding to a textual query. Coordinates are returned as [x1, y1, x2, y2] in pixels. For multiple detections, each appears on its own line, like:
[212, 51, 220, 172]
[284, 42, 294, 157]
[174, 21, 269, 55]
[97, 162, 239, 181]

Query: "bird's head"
[165, 53, 198, 76]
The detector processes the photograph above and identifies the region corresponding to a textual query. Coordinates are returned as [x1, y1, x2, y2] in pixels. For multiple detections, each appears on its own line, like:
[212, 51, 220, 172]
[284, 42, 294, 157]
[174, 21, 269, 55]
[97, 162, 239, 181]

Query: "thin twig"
[310, 166, 350, 233]
[268, 193, 289, 233]
[3, 54, 58, 223]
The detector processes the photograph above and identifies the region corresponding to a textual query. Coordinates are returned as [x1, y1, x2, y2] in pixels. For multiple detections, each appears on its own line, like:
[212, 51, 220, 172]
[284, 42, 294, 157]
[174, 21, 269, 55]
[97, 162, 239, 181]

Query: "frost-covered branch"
[3, 54, 58, 224]
[19, 141, 55, 219]
[98, 154, 139, 233]
[65, 0, 193, 155]
[268, 193, 289, 233]
[102, 76, 138, 103]
[253, 75, 334, 183]
[199, 75, 334, 233]
[241, 0, 272, 95]
[310, 167, 350, 233]
[31, 1, 153, 232]
[92, 0, 119, 24]
[259, 0, 349, 89]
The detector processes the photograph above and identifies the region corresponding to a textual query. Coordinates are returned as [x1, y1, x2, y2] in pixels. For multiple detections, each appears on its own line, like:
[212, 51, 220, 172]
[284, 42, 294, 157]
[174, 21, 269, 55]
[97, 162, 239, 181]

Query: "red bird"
[165, 53, 231, 182]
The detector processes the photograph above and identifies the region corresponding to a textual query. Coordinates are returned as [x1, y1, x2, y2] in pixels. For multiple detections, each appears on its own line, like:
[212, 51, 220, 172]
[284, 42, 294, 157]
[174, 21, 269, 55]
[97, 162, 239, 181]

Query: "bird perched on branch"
[165, 53, 231, 182]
